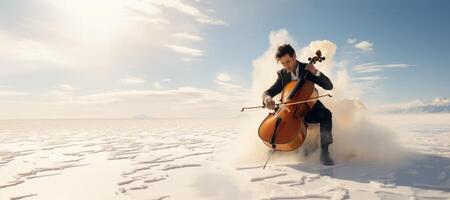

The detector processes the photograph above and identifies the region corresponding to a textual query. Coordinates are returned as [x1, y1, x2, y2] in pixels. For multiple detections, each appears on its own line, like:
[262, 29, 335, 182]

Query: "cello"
[241, 50, 332, 168]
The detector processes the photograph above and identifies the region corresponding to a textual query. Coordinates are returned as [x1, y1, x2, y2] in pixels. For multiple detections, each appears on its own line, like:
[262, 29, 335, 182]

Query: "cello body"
[258, 80, 318, 151]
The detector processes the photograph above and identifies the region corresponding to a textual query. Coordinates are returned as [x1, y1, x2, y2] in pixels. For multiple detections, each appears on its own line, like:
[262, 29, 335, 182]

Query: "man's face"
[278, 54, 297, 72]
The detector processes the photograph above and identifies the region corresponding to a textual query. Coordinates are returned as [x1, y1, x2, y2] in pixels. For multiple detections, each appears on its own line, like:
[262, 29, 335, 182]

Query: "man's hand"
[280, 99, 292, 113]
[264, 97, 276, 110]
[305, 64, 318, 74]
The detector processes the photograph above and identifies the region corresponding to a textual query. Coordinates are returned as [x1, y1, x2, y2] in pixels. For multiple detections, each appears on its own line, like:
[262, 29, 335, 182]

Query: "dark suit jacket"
[262, 61, 333, 108]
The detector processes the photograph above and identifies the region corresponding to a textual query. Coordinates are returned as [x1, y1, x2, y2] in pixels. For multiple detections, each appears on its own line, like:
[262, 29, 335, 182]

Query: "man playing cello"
[262, 44, 335, 165]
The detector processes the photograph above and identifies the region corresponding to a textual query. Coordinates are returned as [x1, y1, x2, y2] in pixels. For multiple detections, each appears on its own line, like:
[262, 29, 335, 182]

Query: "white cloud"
[172, 32, 203, 41]
[124, 0, 162, 15]
[432, 97, 450, 106]
[352, 76, 386, 81]
[59, 84, 75, 91]
[215, 81, 241, 90]
[0, 0, 225, 76]
[215, 73, 242, 90]
[48, 84, 76, 96]
[0, 31, 70, 66]
[353, 63, 412, 73]
[196, 17, 226, 25]
[354, 40, 373, 52]
[11, 40, 64, 63]
[298, 40, 337, 77]
[100, 88, 231, 104]
[250, 29, 295, 100]
[375, 97, 450, 113]
[166, 44, 203, 57]
[333, 67, 364, 99]
[0, 87, 247, 119]
[127, 16, 169, 24]
[120, 77, 147, 85]
[216, 73, 232, 82]
[0, 91, 29, 96]
[181, 57, 196, 62]
[153, 82, 163, 89]
[347, 38, 357, 44]
[148, 0, 226, 25]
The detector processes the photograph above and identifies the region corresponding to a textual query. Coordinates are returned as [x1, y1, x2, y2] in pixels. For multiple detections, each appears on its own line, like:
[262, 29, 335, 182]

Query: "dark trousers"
[304, 102, 333, 148]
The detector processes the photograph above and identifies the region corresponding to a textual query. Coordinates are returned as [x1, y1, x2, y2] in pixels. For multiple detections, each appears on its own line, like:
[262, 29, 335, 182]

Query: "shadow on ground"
[287, 152, 450, 192]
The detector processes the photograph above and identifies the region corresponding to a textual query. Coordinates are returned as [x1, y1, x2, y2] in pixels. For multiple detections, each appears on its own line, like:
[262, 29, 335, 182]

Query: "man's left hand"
[305, 64, 318, 74]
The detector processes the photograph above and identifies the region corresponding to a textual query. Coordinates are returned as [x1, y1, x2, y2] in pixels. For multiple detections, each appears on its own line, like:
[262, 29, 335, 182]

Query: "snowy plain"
[0, 113, 449, 200]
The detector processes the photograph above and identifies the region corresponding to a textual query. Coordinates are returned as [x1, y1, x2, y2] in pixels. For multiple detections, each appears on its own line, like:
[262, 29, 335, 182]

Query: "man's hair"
[275, 44, 296, 60]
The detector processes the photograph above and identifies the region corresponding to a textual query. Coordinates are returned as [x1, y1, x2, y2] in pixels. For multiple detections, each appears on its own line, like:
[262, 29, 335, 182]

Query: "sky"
[0, 0, 449, 119]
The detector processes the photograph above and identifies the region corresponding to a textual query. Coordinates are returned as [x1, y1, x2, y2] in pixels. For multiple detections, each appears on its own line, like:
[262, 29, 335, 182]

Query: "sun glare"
[52, 0, 128, 43]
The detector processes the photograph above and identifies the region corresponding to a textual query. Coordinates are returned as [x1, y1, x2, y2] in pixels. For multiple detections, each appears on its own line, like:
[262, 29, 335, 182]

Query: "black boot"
[320, 145, 335, 166]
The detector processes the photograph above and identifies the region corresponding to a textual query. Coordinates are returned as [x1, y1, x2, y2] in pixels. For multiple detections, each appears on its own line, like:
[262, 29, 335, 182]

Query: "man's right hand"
[264, 97, 276, 110]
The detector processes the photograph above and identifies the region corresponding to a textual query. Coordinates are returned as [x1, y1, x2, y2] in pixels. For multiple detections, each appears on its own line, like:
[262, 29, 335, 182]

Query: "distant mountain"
[376, 97, 450, 114]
